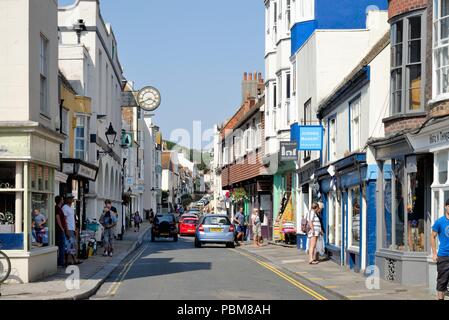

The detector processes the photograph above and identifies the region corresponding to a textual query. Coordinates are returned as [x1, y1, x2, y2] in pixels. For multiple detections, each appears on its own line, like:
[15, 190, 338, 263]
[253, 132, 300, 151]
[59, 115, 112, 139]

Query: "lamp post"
[97, 122, 117, 160]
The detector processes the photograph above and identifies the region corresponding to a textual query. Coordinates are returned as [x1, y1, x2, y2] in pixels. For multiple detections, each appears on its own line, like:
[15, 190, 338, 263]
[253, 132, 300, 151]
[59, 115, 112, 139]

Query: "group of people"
[232, 207, 263, 247]
[54, 196, 119, 267]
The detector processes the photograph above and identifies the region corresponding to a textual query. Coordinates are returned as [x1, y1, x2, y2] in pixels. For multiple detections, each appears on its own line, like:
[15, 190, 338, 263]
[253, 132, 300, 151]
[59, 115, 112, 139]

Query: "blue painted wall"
[291, 0, 388, 55]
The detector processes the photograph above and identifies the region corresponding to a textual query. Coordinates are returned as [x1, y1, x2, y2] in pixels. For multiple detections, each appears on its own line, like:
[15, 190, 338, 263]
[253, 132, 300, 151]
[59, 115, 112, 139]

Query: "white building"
[58, 0, 125, 230]
[0, 0, 64, 283]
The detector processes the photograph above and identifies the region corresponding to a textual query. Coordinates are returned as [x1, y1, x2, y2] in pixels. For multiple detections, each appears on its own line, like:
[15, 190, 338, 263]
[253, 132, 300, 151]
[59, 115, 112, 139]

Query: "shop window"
[0, 163, 24, 235]
[383, 161, 393, 249]
[31, 193, 50, 248]
[406, 168, 426, 252]
[348, 186, 361, 249]
[393, 159, 406, 251]
[437, 151, 448, 184]
[328, 192, 341, 247]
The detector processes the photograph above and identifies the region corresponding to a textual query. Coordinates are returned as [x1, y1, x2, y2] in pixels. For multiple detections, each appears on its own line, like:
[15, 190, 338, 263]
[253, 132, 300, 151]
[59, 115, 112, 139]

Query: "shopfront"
[372, 135, 433, 286]
[0, 127, 64, 283]
[316, 153, 377, 273]
[407, 116, 449, 292]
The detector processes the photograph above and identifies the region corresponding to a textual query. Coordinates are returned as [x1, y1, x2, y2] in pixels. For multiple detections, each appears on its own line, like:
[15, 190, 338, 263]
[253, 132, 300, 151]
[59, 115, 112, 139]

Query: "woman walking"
[307, 202, 323, 265]
[251, 208, 262, 247]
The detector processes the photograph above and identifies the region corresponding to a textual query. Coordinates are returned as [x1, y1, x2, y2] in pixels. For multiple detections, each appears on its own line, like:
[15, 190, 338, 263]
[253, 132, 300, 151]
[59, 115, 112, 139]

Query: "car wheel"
[194, 238, 202, 248]
[226, 242, 235, 248]
[174, 234, 178, 242]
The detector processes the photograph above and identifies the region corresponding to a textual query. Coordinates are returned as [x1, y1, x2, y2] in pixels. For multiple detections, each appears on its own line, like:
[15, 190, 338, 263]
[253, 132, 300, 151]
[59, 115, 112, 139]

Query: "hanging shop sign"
[62, 159, 99, 181]
[279, 141, 298, 162]
[291, 123, 324, 151]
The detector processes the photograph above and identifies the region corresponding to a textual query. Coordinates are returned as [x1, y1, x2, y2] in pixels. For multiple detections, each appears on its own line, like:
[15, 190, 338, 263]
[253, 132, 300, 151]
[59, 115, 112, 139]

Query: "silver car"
[194, 214, 235, 248]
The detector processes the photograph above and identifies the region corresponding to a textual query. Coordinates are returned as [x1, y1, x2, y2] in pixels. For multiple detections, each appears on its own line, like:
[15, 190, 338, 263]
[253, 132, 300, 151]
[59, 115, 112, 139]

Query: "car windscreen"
[183, 219, 198, 225]
[202, 216, 230, 226]
[156, 215, 174, 223]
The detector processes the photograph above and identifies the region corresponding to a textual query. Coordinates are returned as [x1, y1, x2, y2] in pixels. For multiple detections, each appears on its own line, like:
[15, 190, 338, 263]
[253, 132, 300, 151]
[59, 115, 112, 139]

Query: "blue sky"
[58, 0, 264, 149]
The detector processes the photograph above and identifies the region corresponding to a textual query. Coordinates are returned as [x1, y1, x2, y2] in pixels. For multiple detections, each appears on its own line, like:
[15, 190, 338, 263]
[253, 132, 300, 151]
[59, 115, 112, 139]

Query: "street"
[91, 235, 339, 300]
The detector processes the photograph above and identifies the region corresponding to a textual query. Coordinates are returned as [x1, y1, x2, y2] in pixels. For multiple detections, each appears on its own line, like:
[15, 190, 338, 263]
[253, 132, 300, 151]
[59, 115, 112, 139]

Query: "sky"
[58, 0, 265, 149]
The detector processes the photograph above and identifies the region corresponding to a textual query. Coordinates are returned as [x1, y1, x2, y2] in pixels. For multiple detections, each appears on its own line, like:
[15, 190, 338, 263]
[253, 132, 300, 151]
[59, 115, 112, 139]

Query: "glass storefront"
[0, 163, 23, 235]
[348, 186, 362, 250]
[328, 192, 342, 247]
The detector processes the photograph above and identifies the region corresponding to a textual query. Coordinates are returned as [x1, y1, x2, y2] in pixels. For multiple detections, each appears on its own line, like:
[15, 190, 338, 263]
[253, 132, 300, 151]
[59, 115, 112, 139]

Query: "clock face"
[137, 86, 161, 111]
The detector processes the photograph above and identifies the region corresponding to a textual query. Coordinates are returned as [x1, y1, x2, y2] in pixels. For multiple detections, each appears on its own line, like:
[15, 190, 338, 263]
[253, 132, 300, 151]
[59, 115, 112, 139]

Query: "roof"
[161, 152, 172, 170]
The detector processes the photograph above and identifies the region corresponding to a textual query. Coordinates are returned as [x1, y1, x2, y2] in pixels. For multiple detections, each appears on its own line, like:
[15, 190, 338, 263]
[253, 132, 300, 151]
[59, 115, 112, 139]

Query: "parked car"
[179, 216, 199, 236]
[194, 214, 235, 248]
[152, 214, 178, 242]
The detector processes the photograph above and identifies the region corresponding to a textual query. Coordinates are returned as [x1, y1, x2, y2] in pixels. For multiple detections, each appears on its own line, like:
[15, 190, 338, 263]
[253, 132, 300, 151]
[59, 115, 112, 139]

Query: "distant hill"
[163, 140, 212, 172]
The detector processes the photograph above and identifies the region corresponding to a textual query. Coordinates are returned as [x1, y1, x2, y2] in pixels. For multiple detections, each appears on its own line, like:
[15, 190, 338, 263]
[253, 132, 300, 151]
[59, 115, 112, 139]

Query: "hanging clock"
[137, 86, 161, 111]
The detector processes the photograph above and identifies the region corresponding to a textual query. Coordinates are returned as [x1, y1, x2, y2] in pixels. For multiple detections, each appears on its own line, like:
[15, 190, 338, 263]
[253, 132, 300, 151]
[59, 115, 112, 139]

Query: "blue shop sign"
[291, 123, 324, 151]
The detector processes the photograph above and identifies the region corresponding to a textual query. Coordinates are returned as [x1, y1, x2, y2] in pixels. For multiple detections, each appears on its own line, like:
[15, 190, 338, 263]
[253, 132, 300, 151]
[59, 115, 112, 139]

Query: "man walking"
[55, 196, 69, 267]
[62, 195, 82, 265]
[100, 199, 117, 257]
[233, 207, 246, 245]
[431, 198, 449, 300]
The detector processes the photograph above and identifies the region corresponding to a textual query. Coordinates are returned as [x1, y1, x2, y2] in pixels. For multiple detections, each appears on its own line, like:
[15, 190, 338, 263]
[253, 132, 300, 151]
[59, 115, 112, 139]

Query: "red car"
[179, 216, 199, 236]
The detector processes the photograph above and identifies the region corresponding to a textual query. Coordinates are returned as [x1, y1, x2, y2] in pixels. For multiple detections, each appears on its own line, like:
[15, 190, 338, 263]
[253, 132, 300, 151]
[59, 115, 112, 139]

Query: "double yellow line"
[107, 245, 147, 296]
[232, 249, 327, 301]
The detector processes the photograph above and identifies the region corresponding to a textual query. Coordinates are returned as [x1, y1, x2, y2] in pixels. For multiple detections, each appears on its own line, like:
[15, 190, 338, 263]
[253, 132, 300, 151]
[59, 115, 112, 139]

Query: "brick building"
[218, 73, 274, 240]
[369, 0, 449, 293]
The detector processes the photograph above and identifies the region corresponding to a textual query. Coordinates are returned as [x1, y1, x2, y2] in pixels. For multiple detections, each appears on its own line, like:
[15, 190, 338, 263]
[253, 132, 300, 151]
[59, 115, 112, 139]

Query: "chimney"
[241, 71, 260, 104]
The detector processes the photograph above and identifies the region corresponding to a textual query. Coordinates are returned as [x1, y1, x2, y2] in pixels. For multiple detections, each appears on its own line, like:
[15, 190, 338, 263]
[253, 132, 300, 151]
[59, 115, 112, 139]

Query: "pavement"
[239, 242, 436, 300]
[0, 222, 152, 300]
[91, 237, 341, 300]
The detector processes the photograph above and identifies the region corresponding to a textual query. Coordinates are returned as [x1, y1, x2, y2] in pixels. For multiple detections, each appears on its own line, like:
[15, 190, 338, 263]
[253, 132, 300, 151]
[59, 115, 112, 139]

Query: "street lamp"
[97, 122, 118, 160]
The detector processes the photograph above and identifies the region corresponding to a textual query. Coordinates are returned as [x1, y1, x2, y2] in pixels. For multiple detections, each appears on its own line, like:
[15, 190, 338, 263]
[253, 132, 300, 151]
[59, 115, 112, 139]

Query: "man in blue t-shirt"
[431, 198, 449, 300]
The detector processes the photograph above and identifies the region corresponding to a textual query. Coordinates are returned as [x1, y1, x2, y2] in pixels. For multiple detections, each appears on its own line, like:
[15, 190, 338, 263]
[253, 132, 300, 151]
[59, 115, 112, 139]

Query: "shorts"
[65, 230, 77, 255]
[237, 225, 246, 234]
[252, 225, 261, 238]
[104, 228, 114, 248]
[437, 256, 449, 292]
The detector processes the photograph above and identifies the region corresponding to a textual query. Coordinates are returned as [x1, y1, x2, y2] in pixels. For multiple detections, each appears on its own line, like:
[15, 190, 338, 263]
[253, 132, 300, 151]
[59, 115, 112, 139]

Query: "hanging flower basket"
[230, 187, 249, 203]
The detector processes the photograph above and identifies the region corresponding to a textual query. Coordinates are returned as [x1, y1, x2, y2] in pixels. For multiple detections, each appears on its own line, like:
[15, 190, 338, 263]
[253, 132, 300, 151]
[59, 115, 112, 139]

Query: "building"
[218, 73, 273, 239]
[315, 31, 390, 272]
[0, 0, 65, 283]
[369, 0, 449, 293]
[59, 71, 99, 239]
[58, 0, 125, 233]
[161, 151, 180, 212]
[289, 1, 389, 245]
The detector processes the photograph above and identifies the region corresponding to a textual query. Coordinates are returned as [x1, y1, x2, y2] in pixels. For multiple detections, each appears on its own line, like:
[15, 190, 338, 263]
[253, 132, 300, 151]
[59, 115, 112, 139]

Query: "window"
[286, 0, 291, 30]
[256, 123, 263, 148]
[75, 116, 89, 161]
[390, 12, 424, 114]
[286, 73, 291, 99]
[348, 186, 362, 249]
[292, 61, 297, 95]
[303, 99, 312, 160]
[434, 0, 449, 97]
[329, 118, 336, 162]
[61, 108, 69, 157]
[328, 192, 342, 247]
[350, 96, 361, 152]
[40, 35, 49, 116]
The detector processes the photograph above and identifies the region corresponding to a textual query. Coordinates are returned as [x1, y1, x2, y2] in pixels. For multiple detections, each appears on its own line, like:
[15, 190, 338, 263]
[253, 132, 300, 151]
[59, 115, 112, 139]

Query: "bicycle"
[0, 241, 12, 285]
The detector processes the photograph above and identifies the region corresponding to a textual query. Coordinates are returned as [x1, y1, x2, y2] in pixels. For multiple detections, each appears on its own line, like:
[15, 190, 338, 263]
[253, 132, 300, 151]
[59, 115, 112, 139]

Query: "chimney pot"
[249, 73, 253, 81]
[244, 72, 248, 81]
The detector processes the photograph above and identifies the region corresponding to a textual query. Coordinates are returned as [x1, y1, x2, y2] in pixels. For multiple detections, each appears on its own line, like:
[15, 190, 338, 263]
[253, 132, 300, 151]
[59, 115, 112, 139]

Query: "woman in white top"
[308, 202, 323, 265]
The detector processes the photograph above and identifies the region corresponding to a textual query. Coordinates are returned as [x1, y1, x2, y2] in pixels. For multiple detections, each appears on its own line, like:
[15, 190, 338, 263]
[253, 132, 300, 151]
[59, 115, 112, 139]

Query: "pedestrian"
[431, 198, 449, 300]
[133, 211, 143, 232]
[62, 195, 82, 265]
[149, 209, 155, 225]
[233, 207, 246, 245]
[55, 196, 69, 267]
[307, 202, 323, 265]
[100, 200, 118, 257]
[251, 208, 262, 247]
[32, 208, 47, 246]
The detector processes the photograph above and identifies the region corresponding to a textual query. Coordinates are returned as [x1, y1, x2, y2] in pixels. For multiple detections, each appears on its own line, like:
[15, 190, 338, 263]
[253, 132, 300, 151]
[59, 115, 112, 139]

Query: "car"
[194, 214, 235, 248]
[179, 216, 199, 236]
[151, 214, 178, 242]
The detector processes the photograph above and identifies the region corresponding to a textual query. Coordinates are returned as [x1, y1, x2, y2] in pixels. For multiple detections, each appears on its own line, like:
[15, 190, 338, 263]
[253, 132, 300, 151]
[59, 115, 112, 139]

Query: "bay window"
[434, 0, 449, 97]
[390, 12, 425, 114]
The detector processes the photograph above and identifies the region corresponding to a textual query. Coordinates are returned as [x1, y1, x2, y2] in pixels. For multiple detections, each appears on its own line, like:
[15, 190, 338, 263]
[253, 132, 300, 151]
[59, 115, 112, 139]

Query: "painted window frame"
[40, 34, 49, 116]
[390, 10, 426, 115]
[349, 95, 362, 152]
[433, 0, 449, 100]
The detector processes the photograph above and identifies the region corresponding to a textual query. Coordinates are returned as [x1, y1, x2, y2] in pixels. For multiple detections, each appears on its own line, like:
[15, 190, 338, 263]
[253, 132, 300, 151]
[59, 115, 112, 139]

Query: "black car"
[151, 214, 178, 242]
